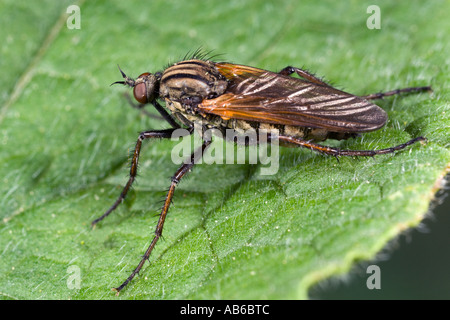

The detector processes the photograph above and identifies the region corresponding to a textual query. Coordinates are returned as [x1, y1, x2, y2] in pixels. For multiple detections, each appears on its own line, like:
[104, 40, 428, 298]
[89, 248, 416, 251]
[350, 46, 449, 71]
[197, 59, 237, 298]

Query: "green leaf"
[1, 0, 448, 299]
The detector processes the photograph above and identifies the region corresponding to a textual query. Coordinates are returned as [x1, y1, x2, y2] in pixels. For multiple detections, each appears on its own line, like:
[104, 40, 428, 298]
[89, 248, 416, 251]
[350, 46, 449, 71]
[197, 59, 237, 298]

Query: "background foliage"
[0, 0, 448, 299]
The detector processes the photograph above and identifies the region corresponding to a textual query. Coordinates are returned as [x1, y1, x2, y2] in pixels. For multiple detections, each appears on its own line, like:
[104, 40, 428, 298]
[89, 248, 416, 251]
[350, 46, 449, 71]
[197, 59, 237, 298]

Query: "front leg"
[123, 92, 159, 119]
[122, 93, 181, 128]
[112, 137, 212, 294]
[91, 127, 193, 226]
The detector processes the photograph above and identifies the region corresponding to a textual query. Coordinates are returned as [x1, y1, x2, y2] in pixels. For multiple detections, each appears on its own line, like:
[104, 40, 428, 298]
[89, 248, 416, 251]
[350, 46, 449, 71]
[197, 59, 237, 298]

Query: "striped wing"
[198, 63, 387, 133]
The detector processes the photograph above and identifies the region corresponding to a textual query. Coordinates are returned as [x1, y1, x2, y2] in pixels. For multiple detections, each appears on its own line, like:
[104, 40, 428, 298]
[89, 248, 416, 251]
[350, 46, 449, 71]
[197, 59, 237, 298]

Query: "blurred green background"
[0, 0, 448, 299]
[310, 180, 450, 299]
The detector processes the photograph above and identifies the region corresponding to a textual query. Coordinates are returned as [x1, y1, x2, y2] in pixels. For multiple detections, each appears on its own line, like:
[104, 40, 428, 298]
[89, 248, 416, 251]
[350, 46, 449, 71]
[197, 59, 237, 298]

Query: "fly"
[92, 52, 431, 294]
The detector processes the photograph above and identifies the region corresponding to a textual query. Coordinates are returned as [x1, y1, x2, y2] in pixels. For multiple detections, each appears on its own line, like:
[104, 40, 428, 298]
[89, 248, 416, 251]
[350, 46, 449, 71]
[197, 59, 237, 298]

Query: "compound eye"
[133, 73, 151, 104]
[133, 82, 148, 104]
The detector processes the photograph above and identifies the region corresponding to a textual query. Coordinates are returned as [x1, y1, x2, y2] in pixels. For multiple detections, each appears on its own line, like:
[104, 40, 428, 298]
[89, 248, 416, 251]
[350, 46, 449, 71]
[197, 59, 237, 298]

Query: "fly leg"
[91, 128, 193, 226]
[275, 134, 426, 158]
[279, 66, 331, 86]
[112, 138, 212, 294]
[279, 66, 432, 98]
[361, 86, 432, 100]
[124, 93, 181, 129]
[123, 92, 158, 118]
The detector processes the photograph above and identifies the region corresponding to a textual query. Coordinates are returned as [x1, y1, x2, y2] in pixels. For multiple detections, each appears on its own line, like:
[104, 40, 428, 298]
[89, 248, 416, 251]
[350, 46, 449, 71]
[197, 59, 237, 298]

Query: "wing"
[198, 63, 387, 133]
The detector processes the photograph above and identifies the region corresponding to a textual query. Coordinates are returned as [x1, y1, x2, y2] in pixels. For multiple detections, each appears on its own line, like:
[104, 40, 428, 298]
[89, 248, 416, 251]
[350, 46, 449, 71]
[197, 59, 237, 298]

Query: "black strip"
[166, 65, 207, 74]
[175, 60, 208, 67]
[162, 73, 210, 85]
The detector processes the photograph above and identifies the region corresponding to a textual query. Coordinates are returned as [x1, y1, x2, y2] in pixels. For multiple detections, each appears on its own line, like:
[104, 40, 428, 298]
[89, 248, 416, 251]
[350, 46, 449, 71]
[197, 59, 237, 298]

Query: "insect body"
[92, 56, 430, 293]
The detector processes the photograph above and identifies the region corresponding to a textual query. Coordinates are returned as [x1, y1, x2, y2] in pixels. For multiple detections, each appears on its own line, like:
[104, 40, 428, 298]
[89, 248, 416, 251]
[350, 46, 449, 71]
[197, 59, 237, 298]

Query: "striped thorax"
[160, 59, 228, 104]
